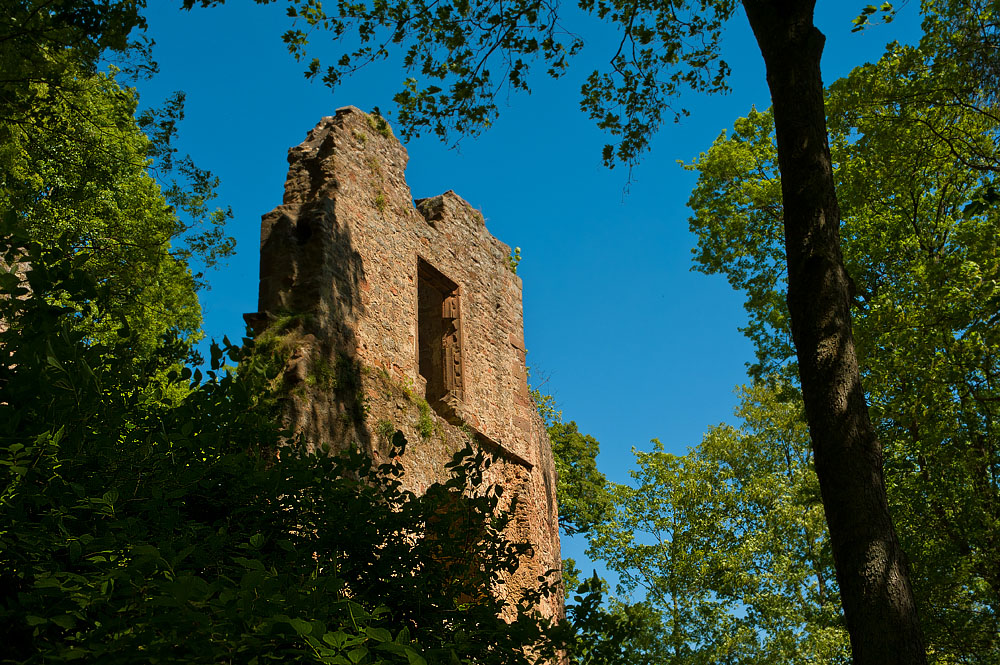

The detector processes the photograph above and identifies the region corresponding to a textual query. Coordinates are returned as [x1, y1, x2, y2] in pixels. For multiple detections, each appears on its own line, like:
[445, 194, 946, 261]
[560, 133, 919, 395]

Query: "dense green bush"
[0, 230, 562, 664]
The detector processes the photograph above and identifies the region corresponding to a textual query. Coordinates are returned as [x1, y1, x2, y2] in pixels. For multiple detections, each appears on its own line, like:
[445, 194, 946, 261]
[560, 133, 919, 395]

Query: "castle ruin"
[245, 107, 562, 618]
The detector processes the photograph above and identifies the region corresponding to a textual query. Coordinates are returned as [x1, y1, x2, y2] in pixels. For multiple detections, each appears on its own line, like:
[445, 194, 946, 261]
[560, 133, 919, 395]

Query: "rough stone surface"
[0, 255, 30, 337]
[248, 107, 563, 619]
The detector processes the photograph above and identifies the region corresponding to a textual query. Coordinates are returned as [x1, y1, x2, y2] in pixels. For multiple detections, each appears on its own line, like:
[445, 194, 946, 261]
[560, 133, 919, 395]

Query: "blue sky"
[136, 2, 922, 582]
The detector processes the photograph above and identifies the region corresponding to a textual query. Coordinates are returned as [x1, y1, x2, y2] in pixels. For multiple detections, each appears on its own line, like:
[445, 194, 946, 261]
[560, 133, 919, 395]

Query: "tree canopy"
[589, 383, 849, 664]
[2, 1, 234, 354]
[182, 0, 740, 167]
[673, 20, 1000, 661]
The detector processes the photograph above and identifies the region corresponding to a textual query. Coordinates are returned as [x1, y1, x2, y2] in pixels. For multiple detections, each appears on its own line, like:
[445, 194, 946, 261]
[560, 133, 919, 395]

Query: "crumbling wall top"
[250, 109, 562, 619]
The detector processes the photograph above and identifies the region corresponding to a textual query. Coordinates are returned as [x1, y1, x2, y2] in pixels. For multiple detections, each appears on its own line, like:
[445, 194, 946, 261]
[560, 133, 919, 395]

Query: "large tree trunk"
[740, 1, 927, 662]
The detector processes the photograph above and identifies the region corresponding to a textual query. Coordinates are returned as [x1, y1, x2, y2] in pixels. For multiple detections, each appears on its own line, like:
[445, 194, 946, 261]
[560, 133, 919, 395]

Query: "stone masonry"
[246, 107, 562, 619]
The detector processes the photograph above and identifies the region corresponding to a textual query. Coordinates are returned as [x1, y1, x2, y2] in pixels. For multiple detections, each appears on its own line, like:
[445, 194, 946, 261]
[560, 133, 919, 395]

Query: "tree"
[548, 421, 612, 536]
[685, 30, 1000, 659]
[182, 0, 939, 658]
[736, 4, 928, 661]
[588, 382, 849, 664]
[1, 9, 563, 659]
[2, 70, 203, 352]
[532, 390, 612, 536]
[1, 1, 234, 357]
[0, 0, 147, 124]
[564, 575, 671, 665]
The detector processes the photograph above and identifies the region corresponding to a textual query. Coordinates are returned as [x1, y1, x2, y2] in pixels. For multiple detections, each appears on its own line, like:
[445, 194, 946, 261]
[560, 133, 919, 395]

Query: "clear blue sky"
[136, 2, 922, 582]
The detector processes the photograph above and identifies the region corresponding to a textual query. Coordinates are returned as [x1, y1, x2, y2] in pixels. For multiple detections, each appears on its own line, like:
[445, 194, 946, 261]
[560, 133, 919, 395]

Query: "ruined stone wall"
[248, 107, 562, 619]
[0, 254, 30, 337]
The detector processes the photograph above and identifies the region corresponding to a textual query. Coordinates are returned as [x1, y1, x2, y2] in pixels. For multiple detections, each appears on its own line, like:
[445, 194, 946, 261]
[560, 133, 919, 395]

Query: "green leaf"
[365, 626, 391, 642]
[404, 647, 427, 665]
[289, 618, 314, 636]
[51, 615, 77, 629]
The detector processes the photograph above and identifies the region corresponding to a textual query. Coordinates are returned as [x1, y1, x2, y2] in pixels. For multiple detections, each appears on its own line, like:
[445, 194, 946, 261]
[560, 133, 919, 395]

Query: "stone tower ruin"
[246, 107, 562, 618]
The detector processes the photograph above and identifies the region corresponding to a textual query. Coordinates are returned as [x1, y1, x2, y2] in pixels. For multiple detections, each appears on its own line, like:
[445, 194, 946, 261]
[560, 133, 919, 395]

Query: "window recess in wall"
[417, 257, 464, 412]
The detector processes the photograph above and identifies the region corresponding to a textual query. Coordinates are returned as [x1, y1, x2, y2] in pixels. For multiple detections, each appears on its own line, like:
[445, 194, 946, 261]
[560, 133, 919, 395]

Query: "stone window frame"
[416, 256, 465, 407]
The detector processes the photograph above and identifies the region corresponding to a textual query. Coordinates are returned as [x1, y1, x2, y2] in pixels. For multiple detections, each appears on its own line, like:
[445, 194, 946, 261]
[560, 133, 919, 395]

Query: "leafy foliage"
[183, 0, 738, 167]
[919, 0, 1000, 111]
[683, 107, 788, 380]
[531, 389, 611, 536]
[0, 0, 147, 124]
[2, 70, 203, 354]
[682, 20, 1000, 662]
[563, 574, 666, 665]
[0, 227, 560, 665]
[1, 12, 234, 359]
[587, 384, 849, 664]
[547, 421, 611, 536]
[0, 7, 606, 661]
